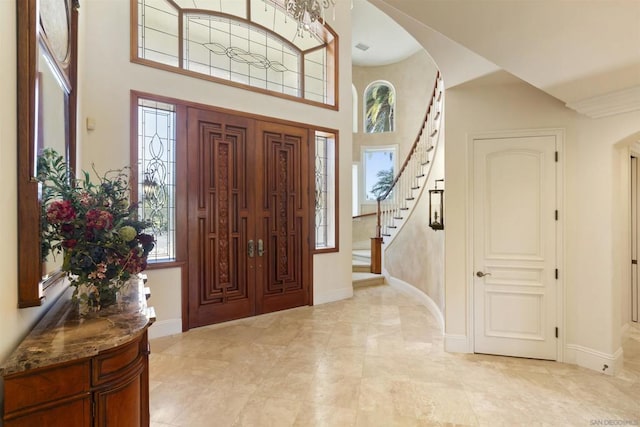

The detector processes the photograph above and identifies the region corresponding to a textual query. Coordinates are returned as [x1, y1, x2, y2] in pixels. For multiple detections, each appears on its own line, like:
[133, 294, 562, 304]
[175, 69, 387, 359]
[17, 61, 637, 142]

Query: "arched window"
[132, 0, 338, 108]
[364, 81, 395, 133]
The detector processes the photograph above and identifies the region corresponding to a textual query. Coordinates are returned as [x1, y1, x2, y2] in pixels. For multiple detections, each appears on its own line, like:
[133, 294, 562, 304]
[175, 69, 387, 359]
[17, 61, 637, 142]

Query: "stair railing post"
[371, 199, 382, 274]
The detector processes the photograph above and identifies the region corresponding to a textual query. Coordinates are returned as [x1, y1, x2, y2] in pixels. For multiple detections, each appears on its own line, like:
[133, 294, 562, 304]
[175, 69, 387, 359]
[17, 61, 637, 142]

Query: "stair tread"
[352, 264, 371, 273]
[352, 272, 385, 288]
[352, 272, 383, 279]
[352, 249, 371, 257]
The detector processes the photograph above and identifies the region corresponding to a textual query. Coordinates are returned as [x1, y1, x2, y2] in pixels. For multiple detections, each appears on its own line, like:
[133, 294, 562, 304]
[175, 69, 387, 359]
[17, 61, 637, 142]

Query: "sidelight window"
[136, 98, 177, 262]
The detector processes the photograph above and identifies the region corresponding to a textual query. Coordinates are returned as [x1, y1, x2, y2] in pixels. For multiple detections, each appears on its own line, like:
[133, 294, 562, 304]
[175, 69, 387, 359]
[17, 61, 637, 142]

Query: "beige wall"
[385, 128, 445, 314]
[352, 215, 376, 250]
[444, 71, 640, 370]
[79, 0, 354, 334]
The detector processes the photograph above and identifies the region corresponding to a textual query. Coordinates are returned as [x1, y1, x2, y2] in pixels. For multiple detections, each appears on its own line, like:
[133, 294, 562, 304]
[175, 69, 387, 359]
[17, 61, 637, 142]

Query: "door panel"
[473, 135, 557, 360]
[255, 122, 310, 314]
[187, 109, 254, 327]
[187, 110, 310, 328]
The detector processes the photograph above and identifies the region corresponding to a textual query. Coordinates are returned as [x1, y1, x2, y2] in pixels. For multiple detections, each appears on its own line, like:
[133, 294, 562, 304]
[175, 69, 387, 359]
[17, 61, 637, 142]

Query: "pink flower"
[88, 262, 107, 280]
[46, 200, 76, 224]
[79, 192, 93, 207]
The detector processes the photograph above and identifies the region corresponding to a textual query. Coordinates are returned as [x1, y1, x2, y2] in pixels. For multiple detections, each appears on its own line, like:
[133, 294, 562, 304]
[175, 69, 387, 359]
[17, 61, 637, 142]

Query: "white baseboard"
[385, 275, 444, 333]
[314, 286, 353, 305]
[445, 334, 472, 353]
[148, 318, 182, 339]
[565, 344, 624, 376]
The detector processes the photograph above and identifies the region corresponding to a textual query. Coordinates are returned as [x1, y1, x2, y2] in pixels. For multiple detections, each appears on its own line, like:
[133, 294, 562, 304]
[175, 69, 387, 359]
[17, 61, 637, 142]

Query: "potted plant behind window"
[38, 148, 155, 314]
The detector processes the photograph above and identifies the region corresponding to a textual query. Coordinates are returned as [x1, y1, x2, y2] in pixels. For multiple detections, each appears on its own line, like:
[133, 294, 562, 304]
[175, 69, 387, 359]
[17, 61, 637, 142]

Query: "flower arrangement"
[38, 148, 154, 310]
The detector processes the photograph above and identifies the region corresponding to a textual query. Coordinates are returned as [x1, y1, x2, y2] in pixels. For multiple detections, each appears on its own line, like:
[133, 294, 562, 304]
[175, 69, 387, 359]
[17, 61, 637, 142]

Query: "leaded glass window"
[183, 14, 302, 95]
[137, 98, 177, 262]
[315, 132, 336, 251]
[134, 0, 337, 107]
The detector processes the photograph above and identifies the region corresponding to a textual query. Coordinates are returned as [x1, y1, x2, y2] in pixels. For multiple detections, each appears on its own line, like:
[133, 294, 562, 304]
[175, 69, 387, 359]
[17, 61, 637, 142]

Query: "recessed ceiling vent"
[355, 43, 370, 51]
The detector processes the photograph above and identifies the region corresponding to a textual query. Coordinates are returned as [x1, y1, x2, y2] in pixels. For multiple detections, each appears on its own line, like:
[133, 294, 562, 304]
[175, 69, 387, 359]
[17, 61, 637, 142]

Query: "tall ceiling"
[363, 0, 640, 115]
[351, 0, 422, 67]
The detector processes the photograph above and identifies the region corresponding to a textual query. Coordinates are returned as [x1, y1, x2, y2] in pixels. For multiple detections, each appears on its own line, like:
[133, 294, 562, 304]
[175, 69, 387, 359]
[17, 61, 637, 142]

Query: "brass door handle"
[248, 240, 255, 258]
[258, 239, 264, 257]
[476, 271, 491, 278]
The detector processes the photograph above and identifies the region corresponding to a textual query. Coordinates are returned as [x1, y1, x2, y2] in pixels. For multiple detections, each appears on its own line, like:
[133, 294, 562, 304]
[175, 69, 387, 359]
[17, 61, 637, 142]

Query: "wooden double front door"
[186, 108, 311, 328]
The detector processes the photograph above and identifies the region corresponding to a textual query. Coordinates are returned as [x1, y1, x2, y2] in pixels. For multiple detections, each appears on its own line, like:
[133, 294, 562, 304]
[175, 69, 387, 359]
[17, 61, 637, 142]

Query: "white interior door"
[473, 134, 558, 360]
[631, 156, 639, 323]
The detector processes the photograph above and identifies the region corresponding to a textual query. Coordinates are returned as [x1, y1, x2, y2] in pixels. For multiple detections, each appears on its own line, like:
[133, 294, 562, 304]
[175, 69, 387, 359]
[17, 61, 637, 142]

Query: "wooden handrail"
[352, 212, 376, 219]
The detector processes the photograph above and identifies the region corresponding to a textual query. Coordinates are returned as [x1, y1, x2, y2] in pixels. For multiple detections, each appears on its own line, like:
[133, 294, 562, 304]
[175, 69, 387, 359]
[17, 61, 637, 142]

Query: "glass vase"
[76, 281, 121, 316]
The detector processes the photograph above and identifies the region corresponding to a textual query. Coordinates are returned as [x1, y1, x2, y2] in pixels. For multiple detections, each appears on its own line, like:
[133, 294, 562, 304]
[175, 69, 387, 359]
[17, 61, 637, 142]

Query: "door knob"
[258, 239, 264, 257]
[476, 271, 491, 278]
[248, 240, 255, 258]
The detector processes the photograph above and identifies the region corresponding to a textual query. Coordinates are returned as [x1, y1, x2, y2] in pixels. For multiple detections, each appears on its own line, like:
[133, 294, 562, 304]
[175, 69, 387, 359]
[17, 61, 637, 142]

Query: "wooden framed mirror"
[17, 0, 79, 307]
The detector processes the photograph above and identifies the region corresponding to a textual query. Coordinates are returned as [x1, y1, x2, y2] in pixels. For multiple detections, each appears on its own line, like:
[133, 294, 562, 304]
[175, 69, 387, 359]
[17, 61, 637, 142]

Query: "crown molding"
[566, 85, 640, 119]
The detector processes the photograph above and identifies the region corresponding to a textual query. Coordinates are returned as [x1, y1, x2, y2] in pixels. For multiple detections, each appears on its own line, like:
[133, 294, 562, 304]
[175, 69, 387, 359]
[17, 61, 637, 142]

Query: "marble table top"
[0, 277, 155, 377]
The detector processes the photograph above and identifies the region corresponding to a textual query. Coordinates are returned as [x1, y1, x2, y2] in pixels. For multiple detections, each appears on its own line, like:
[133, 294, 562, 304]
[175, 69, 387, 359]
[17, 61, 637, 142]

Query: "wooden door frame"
[466, 128, 565, 361]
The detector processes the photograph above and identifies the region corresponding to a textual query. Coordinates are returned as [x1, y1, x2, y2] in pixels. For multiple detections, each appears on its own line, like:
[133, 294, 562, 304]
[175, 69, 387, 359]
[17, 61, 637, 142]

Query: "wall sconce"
[429, 179, 444, 230]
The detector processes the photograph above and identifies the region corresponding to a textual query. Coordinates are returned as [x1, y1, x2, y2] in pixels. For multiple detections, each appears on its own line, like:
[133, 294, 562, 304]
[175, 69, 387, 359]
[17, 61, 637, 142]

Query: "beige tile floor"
[149, 285, 640, 426]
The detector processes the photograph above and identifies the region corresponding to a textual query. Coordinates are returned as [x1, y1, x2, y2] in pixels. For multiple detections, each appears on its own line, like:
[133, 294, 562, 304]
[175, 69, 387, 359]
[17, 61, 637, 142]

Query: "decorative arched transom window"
[132, 0, 338, 108]
[364, 80, 395, 133]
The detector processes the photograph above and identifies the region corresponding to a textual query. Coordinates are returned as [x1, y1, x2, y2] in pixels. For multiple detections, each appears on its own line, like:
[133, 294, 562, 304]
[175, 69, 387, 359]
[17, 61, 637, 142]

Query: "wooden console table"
[1, 277, 155, 427]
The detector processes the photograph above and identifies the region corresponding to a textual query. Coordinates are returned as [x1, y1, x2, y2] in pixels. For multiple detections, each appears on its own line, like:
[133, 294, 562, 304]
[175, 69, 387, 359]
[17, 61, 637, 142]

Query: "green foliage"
[371, 168, 395, 200]
[38, 148, 155, 307]
[365, 84, 394, 133]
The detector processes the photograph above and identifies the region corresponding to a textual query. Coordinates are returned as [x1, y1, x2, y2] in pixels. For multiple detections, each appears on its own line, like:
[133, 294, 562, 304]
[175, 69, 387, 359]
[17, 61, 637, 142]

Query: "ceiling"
[361, 0, 640, 115]
[351, 0, 423, 67]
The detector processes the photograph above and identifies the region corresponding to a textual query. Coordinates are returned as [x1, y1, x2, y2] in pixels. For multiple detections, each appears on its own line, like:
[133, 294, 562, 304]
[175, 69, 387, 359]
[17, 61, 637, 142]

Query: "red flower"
[137, 233, 155, 254]
[62, 239, 77, 249]
[86, 209, 113, 230]
[46, 200, 76, 224]
[60, 223, 75, 237]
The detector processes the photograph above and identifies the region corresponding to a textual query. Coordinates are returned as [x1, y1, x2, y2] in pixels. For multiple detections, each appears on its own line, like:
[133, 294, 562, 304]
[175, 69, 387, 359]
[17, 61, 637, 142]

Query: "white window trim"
[360, 144, 399, 206]
[363, 80, 396, 134]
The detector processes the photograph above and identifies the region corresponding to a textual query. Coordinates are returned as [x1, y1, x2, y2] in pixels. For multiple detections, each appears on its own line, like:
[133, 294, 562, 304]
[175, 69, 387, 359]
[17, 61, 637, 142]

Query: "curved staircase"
[369, 72, 443, 276]
[352, 72, 443, 285]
